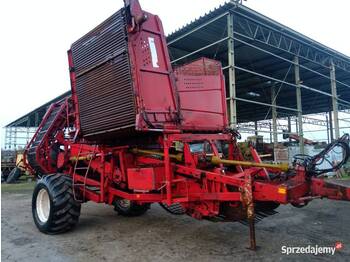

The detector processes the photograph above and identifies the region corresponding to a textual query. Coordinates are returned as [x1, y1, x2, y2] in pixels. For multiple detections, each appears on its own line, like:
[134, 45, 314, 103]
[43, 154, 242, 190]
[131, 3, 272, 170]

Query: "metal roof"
[167, 1, 350, 122]
[6, 1, 350, 127]
[5, 91, 70, 127]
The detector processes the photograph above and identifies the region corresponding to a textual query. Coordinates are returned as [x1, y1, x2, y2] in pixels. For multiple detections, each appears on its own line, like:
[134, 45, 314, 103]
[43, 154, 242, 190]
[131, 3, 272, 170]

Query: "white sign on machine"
[148, 37, 159, 68]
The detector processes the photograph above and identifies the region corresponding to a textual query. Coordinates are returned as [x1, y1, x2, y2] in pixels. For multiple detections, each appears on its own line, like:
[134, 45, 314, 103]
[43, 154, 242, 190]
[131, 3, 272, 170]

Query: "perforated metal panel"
[71, 9, 135, 137]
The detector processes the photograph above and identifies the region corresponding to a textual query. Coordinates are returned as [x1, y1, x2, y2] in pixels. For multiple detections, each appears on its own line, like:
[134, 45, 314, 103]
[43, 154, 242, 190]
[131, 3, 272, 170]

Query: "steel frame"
[167, 4, 350, 145]
[231, 8, 350, 73]
[3, 127, 37, 150]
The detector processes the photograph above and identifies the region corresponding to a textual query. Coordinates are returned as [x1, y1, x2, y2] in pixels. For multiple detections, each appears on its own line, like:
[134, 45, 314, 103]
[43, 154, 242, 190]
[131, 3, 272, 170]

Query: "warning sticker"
[148, 37, 159, 68]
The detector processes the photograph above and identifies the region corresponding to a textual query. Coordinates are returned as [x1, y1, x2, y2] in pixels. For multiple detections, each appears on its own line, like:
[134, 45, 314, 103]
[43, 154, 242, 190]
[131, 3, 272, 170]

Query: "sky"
[0, 0, 349, 143]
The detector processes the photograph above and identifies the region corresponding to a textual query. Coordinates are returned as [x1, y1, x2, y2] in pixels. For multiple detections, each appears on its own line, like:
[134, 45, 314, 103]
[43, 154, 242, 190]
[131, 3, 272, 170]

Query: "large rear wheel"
[32, 174, 81, 234]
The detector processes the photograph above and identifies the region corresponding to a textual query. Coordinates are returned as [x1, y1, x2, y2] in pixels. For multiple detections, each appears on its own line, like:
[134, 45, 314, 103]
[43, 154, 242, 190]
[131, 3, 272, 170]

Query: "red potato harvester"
[23, 0, 350, 249]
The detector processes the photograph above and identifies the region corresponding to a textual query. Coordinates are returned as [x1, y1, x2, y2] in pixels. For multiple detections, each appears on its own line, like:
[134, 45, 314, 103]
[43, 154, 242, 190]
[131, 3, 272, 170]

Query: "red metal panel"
[127, 167, 163, 190]
[175, 58, 228, 131]
[69, 7, 179, 139]
[128, 13, 179, 130]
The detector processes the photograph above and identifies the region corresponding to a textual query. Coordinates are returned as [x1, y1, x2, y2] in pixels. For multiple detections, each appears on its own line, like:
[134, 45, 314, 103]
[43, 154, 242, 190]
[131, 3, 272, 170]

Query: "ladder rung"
[73, 183, 85, 187]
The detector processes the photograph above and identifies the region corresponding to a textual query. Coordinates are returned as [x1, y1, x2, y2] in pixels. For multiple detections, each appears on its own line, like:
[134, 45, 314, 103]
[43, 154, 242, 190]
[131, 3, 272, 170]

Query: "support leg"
[248, 217, 256, 251]
[243, 170, 256, 250]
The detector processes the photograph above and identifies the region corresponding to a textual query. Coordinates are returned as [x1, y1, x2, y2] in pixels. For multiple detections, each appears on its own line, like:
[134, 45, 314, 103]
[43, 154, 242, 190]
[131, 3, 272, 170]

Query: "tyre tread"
[32, 174, 81, 234]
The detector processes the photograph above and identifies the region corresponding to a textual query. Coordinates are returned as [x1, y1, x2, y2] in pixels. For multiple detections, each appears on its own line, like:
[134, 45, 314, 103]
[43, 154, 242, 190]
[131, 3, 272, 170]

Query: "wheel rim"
[118, 199, 131, 208]
[36, 188, 50, 223]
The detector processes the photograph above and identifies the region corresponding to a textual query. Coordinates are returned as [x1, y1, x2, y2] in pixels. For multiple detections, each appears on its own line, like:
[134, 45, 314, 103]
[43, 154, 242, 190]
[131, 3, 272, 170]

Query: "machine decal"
[148, 37, 159, 68]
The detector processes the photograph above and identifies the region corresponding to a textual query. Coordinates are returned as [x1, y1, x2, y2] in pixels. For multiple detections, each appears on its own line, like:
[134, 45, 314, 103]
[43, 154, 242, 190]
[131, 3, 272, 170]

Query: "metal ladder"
[72, 145, 97, 202]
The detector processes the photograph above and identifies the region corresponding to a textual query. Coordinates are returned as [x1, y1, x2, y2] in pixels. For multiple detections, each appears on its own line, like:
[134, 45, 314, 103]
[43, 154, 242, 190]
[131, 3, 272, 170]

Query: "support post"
[294, 56, 304, 154]
[14, 127, 17, 149]
[164, 136, 172, 205]
[243, 170, 256, 250]
[8, 127, 13, 150]
[4, 127, 9, 149]
[329, 111, 334, 141]
[227, 12, 237, 128]
[326, 114, 330, 143]
[287, 116, 292, 141]
[35, 112, 39, 127]
[254, 121, 258, 136]
[330, 61, 340, 139]
[271, 85, 278, 146]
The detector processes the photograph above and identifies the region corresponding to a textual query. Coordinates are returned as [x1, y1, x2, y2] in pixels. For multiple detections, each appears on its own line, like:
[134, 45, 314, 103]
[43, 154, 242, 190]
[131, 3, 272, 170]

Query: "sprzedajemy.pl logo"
[281, 242, 343, 256]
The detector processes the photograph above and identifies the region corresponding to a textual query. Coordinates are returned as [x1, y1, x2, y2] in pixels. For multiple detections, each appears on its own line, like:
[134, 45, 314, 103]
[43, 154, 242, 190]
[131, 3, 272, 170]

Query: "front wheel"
[113, 199, 150, 217]
[32, 174, 81, 234]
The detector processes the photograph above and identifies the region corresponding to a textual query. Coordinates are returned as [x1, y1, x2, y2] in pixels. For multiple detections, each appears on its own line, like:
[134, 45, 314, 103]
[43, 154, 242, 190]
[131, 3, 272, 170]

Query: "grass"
[1, 179, 36, 193]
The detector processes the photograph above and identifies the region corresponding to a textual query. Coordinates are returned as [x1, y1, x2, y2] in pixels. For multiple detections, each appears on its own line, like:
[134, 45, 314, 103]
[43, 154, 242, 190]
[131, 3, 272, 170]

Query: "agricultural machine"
[24, 0, 350, 249]
[1, 150, 25, 183]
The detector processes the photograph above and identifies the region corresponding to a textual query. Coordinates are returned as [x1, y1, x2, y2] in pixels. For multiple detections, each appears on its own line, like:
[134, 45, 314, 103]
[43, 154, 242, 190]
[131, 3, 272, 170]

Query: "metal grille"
[71, 8, 135, 137]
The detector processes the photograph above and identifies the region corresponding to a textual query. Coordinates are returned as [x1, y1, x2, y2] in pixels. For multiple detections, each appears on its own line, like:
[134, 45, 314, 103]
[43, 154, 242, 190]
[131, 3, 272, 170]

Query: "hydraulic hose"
[293, 134, 350, 176]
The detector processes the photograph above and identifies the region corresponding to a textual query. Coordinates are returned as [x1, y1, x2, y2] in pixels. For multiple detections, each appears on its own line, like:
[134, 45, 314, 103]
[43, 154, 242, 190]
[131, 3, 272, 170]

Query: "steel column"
[4, 127, 9, 149]
[35, 112, 39, 127]
[287, 116, 292, 133]
[326, 114, 330, 143]
[227, 12, 237, 128]
[294, 56, 304, 154]
[330, 61, 340, 139]
[287, 116, 292, 141]
[329, 111, 334, 141]
[271, 85, 278, 145]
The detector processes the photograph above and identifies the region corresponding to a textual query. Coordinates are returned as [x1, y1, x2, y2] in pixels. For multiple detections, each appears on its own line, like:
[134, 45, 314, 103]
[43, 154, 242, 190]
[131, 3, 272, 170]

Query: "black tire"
[32, 174, 81, 234]
[113, 199, 150, 217]
[255, 201, 280, 212]
[1, 170, 10, 182]
[6, 167, 22, 184]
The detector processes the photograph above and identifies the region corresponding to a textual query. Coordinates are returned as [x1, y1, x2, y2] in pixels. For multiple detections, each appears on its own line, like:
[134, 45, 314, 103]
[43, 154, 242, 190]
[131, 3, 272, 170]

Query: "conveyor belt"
[25, 101, 66, 174]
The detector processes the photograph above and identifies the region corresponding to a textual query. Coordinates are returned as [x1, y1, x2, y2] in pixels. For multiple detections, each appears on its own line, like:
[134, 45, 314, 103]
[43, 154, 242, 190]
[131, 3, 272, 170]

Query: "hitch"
[311, 178, 350, 201]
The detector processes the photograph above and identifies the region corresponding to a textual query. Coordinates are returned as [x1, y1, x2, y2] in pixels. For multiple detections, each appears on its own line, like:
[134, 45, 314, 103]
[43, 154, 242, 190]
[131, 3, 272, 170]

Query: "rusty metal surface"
[71, 9, 136, 137]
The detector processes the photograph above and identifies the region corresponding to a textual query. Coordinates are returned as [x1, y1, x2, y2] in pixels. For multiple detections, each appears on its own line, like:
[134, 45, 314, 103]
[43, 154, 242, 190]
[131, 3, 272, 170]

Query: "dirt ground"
[1, 182, 350, 262]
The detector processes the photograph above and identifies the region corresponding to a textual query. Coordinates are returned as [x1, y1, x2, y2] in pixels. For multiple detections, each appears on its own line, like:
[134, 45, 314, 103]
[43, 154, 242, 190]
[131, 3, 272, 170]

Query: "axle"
[132, 148, 289, 171]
